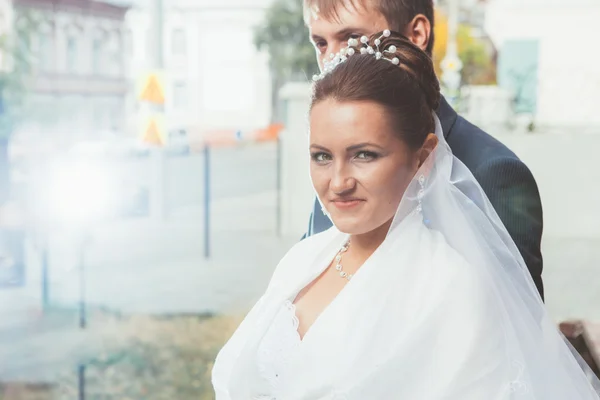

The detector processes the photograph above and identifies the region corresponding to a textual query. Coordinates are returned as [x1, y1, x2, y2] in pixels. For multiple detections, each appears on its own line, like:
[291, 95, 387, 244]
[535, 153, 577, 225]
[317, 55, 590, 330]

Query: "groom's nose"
[325, 43, 342, 57]
[317, 42, 344, 72]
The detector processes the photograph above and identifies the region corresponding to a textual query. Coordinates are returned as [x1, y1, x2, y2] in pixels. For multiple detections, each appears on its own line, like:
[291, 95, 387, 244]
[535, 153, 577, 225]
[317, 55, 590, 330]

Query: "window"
[92, 37, 103, 74]
[66, 36, 77, 73]
[17, 34, 32, 72]
[106, 31, 123, 76]
[173, 81, 187, 110]
[171, 28, 186, 56]
[37, 26, 55, 72]
[146, 28, 154, 64]
[124, 29, 133, 57]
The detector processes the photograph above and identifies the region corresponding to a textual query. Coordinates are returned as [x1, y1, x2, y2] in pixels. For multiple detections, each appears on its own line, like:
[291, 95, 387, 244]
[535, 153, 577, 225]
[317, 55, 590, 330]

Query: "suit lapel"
[310, 197, 333, 236]
[436, 96, 459, 139]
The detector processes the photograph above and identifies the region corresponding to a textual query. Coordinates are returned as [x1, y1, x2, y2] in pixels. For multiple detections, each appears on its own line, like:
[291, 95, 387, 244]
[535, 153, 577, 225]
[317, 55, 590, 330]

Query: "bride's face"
[310, 98, 421, 235]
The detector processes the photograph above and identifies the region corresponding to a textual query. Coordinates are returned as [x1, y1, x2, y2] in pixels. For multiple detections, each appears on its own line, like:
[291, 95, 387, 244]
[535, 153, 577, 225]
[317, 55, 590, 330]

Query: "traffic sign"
[141, 115, 165, 146]
[138, 72, 165, 104]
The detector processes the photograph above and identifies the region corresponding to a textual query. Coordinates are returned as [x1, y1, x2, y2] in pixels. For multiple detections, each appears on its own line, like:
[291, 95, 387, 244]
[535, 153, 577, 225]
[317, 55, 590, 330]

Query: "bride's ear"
[417, 133, 438, 168]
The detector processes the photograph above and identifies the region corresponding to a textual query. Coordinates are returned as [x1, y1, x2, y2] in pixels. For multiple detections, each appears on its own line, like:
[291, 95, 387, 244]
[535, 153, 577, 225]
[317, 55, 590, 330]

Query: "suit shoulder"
[448, 116, 522, 171]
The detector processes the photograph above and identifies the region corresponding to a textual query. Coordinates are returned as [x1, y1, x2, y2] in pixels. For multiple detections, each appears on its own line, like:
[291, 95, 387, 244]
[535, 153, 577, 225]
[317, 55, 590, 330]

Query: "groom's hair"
[311, 32, 440, 149]
[304, 0, 435, 55]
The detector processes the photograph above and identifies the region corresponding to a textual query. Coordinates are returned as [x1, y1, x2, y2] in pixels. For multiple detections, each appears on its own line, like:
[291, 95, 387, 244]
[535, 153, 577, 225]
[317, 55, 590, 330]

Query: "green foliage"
[0, 312, 242, 400]
[56, 313, 240, 400]
[0, 8, 37, 138]
[253, 0, 319, 82]
[433, 10, 496, 87]
[457, 26, 496, 85]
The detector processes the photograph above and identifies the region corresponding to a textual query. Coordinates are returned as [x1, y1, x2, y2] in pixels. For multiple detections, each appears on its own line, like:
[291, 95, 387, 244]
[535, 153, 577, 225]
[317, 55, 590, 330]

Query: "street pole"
[440, 0, 463, 107]
[149, 0, 167, 220]
[152, 0, 164, 69]
[203, 145, 210, 258]
[77, 238, 87, 400]
[276, 136, 282, 237]
[41, 244, 49, 309]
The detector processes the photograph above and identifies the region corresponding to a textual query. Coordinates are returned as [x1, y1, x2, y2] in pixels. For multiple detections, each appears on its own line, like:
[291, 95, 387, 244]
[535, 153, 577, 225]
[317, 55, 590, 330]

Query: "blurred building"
[124, 0, 272, 136]
[436, 0, 489, 34]
[11, 0, 130, 143]
[485, 0, 600, 131]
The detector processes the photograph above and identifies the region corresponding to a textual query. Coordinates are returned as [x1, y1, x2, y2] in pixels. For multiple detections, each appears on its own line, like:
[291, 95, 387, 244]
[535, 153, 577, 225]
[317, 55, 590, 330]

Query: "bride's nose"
[330, 163, 356, 194]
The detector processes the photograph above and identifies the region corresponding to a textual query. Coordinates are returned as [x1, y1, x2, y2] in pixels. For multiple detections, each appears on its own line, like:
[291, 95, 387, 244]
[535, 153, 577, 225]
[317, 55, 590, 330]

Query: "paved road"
[0, 189, 296, 381]
[2, 217, 600, 382]
[2, 140, 600, 382]
[117, 142, 278, 211]
[0, 142, 284, 381]
[41, 190, 290, 314]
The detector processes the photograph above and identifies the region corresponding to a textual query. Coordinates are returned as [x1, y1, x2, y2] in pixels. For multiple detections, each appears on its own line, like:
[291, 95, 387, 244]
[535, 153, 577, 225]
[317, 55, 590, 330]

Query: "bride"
[212, 31, 600, 399]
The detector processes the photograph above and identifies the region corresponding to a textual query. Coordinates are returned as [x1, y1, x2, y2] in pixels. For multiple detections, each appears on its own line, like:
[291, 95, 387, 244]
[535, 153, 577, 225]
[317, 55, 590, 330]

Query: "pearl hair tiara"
[312, 29, 400, 82]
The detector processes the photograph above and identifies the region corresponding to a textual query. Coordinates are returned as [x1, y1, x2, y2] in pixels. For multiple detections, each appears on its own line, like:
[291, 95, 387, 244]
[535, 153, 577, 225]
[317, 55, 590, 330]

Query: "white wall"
[485, 1, 600, 129]
[462, 85, 515, 131]
[278, 82, 314, 237]
[495, 132, 600, 240]
[125, 1, 273, 133]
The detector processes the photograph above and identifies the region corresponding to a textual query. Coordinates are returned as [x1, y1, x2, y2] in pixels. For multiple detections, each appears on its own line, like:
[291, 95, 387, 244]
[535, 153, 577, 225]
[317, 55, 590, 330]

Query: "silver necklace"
[334, 239, 353, 281]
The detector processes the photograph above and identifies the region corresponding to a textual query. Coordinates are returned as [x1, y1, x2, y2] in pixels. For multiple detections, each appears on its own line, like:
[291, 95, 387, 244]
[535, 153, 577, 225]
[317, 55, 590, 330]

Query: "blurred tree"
[254, 0, 319, 122]
[433, 9, 496, 86]
[0, 9, 37, 138]
[254, 3, 497, 121]
[0, 8, 36, 206]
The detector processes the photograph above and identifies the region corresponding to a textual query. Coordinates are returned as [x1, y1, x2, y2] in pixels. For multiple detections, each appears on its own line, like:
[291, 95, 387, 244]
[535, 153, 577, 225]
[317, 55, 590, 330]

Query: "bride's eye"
[311, 152, 332, 163]
[355, 151, 378, 161]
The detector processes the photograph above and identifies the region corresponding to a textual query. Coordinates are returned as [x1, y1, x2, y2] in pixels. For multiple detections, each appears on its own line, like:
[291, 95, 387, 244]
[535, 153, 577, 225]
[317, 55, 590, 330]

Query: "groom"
[302, 0, 545, 299]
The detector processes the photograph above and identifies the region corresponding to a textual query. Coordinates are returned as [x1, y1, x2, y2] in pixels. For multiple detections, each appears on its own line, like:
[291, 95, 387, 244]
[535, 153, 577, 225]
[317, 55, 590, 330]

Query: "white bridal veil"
[211, 112, 600, 399]
[383, 114, 600, 399]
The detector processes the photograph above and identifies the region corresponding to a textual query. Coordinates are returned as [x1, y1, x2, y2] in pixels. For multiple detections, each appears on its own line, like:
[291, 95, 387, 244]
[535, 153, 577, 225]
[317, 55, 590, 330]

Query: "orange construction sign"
[185, 123, 285, 149]
[141, 115, 165, 145]
[255, 123, 284, 141]
[139, 73, 165, 104]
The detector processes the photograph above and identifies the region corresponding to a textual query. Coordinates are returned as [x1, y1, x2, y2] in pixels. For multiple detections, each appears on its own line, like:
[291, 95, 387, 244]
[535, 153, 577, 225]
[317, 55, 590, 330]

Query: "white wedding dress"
[211, 115, 600, 399]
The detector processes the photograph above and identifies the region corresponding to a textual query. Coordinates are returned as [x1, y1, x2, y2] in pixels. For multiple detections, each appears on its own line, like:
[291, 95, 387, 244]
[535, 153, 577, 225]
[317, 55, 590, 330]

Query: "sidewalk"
[0, 311, 103, 382]
[26, 189, 280, 282]
[3, 188, 600, 382]
[0, 189, 297, 382]
[48, 229, 296, 315]
[542, 235, 600, 322]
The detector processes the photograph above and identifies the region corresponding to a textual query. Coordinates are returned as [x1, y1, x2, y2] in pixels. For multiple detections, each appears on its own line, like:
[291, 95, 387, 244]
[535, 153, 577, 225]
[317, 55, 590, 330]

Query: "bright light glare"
[43, 162, 118, 224]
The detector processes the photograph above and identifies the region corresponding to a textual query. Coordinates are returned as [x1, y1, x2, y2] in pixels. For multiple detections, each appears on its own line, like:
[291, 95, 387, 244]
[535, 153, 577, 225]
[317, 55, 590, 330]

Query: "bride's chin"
[331, 213, 395, 237]
[331, 218, 373, 236]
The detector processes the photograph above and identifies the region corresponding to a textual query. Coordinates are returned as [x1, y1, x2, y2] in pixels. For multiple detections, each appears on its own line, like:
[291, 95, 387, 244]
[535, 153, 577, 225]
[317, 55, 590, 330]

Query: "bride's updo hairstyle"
[311, 31, 440, 150]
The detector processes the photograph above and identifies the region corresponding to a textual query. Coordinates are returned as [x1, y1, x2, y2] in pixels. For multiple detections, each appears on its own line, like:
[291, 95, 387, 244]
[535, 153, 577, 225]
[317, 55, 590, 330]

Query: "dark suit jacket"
[304, 96, 544, 300]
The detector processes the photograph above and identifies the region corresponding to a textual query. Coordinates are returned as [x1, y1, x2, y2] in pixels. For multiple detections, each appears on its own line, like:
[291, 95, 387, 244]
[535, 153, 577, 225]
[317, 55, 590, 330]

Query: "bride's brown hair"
[311, 31, 440, 150]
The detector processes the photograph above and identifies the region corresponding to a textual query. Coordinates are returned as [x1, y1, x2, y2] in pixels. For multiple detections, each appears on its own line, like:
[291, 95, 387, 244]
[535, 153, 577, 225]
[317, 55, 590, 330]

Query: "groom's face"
[307, 2, 389, 71]
[310, 99, 419, 236]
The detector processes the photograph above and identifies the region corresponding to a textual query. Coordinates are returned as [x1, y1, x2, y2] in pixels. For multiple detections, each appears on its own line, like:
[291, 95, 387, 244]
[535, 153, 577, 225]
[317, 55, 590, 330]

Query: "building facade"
[485, 0, 600, 131]
[12, 0, 129, 143]
[124, 0, 273, 136]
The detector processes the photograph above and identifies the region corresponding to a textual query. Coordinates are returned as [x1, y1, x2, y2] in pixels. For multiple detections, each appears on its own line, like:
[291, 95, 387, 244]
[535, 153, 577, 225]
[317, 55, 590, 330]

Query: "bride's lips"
[330, 198, 365, 210]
